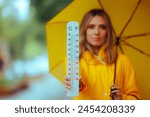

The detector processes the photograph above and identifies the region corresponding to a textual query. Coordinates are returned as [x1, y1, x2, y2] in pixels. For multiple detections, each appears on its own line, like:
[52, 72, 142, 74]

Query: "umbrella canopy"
[46, 0, 150, 99]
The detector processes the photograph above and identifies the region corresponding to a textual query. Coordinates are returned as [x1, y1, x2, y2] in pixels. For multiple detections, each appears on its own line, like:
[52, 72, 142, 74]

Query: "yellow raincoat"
[74, 49, 141, 100]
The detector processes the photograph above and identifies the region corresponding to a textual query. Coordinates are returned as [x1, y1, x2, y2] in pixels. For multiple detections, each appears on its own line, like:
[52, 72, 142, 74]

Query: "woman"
[65, 9, 140, 100]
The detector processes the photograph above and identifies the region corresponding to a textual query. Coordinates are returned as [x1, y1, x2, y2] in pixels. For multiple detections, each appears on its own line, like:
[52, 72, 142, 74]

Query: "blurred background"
[0, 0, 72, 99]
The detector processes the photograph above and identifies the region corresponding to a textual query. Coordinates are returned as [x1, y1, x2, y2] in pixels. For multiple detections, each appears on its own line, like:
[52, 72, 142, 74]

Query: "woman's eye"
[100, 24, 107, 30]
[88, 25, 95, 29]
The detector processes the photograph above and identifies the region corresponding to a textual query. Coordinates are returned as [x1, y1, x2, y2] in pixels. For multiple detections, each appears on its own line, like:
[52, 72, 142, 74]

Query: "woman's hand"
[64, 77, 71, 90]
[110, 84, 122, 100]
[64, 76, 83, 91]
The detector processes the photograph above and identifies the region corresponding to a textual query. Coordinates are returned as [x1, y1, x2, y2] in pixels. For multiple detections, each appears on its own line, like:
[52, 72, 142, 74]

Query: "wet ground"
[0, 74, 72, 100]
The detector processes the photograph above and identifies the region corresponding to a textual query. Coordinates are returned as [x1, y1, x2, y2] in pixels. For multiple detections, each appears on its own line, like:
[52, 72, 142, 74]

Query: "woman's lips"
[93, 38, 100, 41]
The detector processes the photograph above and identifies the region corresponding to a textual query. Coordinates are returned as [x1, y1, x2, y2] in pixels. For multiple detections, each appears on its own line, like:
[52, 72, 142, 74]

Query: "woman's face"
[86, 15, 107, 47]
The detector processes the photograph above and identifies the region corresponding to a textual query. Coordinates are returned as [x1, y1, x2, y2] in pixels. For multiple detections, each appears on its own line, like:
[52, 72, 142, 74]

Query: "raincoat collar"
[82, 46, 107, 65]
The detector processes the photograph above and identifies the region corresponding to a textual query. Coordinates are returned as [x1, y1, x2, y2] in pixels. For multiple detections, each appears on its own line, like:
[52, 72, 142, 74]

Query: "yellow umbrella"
[46, 0, 150, 99]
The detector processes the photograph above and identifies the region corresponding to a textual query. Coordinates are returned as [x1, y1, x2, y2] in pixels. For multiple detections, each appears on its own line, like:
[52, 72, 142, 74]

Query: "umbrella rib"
[97, 0, 104, 9]
[119, 0, 141, 37]
[97, 0, 117, 37]
[119, 45, 124, 54]
[123, 41, 150, 57]
[122, 32, 150, 40]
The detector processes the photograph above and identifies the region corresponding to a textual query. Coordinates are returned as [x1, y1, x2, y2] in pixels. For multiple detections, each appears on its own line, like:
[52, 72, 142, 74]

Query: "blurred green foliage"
[30, 0, 73, 23]
[0, 0, 73, 59]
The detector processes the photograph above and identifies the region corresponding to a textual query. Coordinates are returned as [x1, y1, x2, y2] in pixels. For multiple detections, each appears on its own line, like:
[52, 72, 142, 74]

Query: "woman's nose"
[94, 28, 100, 35]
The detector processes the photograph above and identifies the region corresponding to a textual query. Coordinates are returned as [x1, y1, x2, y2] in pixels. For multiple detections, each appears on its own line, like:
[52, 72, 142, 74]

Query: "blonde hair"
[79, 9, 116, 64]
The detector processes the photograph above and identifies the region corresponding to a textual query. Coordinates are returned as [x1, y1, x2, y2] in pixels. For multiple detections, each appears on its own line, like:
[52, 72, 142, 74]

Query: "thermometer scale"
[66, 21, 79, 96]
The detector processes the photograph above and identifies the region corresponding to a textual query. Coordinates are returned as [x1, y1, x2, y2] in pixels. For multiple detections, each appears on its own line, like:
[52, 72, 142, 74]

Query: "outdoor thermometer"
[66, 21, 79, 96]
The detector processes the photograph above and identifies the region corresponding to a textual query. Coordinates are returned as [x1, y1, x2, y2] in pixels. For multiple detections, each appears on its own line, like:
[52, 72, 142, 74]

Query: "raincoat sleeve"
[79, 58, 88, 92]
[121, 55, 141, 100]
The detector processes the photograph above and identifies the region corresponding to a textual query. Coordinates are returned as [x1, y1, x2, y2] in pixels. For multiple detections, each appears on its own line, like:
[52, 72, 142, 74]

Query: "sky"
[0, 0, 2, 4]
[1, 0, 30, 21]
[13, 0, 30, 20]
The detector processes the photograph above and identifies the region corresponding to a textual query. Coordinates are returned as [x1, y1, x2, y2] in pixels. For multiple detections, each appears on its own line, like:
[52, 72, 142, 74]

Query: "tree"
[30, 0, 73, 23]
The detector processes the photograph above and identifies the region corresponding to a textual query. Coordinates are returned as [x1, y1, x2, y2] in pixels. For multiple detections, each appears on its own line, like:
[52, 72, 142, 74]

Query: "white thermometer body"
[66, 21, 79, 96]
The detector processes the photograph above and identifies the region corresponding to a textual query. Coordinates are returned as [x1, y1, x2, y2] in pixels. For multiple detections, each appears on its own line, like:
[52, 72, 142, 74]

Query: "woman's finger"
[111, 89, 120, 94]
[64, 81, 71, 86]
[116, 92, 122, 96]
[65, 85, 71, 89]
[64, 76, 71, 89]
[64, 82, 71, 89]
[65, 77, 71, 81]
